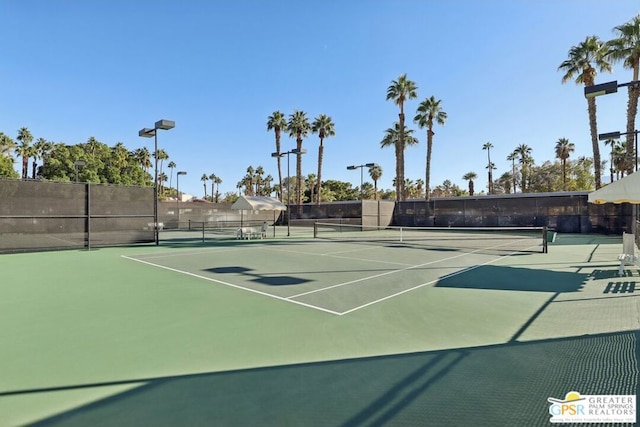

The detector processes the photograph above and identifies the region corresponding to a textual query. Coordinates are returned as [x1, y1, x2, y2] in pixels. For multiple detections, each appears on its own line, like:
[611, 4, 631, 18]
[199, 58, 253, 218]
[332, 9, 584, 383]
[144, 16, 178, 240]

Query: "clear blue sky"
[1, 0, 638, 198]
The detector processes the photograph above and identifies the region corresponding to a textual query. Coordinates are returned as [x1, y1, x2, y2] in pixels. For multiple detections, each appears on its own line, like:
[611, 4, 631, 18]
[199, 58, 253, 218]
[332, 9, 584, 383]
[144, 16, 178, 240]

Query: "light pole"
[176, 171, 187, 228]
[139, 119, 175, 245]
[599, 130, 639, 173]
[347, 163, 376, 200]
[271, 148, 306, 236]
[586, 80, 640, 175]
[74, 160, 86, 182]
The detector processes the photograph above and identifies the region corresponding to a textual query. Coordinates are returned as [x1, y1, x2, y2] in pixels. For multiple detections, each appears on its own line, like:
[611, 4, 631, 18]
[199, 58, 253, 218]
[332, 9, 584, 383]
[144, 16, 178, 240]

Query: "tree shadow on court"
[18, 329, 639, 427]
[203, 266, 312, 286]
[435, 265, 587, 293]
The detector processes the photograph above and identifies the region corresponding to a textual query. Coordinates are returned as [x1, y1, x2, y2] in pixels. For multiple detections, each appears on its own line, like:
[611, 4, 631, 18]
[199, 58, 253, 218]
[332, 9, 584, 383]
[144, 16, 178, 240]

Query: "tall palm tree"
[387, 74, 418, 201]
[554, 137, 575, 190]
[209, 173, 217, 202]
[16, 127, 33, 180]
[482, 142, 494, 194]
[414, 96, 447, 200]
[369, 164, 383, 200]
[559, 35, 612, 189]
[267, 111, 287, 201]
[380, 122, 420, 199]
[201, 173, 209, 199]
[287, 110, 311, 209]
[311, 113, 335, 205]
[462, 172, 477, 196]
[507, 151, 518, 193]
[606, 14, 640, 174]
[155, 149, 169, 187]
[167, 161, 176, 192]
[603, 137, 617, 182]
[514, 144, 532, 192]
[213, 175, 222, 202]
[254, 166, 265, 195]
[485, 162, 496, 193]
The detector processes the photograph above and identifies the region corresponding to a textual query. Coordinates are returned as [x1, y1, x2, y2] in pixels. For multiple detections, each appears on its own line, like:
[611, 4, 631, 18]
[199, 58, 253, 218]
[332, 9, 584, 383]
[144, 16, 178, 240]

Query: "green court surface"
[0, 228, 638, 426]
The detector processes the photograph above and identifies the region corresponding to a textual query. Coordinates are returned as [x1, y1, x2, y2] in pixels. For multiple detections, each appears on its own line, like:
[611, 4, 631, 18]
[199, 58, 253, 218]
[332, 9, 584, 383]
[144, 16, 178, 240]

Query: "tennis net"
[313, 222, 548, 253]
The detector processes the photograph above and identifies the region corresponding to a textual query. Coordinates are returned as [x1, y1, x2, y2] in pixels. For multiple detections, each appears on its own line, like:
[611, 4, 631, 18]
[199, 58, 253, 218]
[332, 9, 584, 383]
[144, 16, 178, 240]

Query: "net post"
[202, 221, 205, 243]
[542, 226, 548, 253]
[313, 222, 318, 239]
[188, 219, 192, 231]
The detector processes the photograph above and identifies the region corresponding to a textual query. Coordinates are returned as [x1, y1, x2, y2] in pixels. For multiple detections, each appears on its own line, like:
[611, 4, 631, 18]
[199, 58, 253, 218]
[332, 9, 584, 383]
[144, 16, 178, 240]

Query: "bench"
[236, 227, 262, 240]
[618, 232, 639, 276]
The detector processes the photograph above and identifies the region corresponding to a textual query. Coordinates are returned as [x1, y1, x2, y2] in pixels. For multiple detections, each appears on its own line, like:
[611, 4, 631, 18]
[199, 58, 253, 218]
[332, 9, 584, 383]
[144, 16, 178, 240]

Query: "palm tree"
[612, 141, 629, 179]
[209, 173, 217, 202]
[497, 172, 513, 194]
[287, 110, 311, 209]
[462, 172, 477, 196]
[155, 149, 169, 187]
[603, 137, 617, 182]
[414, 96, 447, 200]
[267, 111, 287, 201]
[244, 166, 255, 196]
[559, 35, 612, 189]
[311, 113, 335, 205]
[482, 142, 494, 194]
[554, 137, 575, 190]
[387, 74, 418, 200]
[16, 127, 33, 180]
[507, 151, 519, 193]
[381, 122, 420, 199]
[514, 144, 532, 192]
[254, 166, 265, 195]
[369, 164, 383, 200]
[33, 137, 51, 179]
[0, 133, 16, 160]
[213, 175, 222, 202]
[306, 173, 317, 203]
[485, 162, 496, 193]
[167, 161, 176, 193]
[134, 147, 152, 183]
[606, 14, 640, 174]
[201, 174, 209, 199]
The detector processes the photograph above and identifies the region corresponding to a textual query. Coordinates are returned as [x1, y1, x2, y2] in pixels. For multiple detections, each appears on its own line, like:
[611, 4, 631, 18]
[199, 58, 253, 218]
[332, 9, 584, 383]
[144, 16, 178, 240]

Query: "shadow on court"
[204, 266, 313, 286]
[435, 265, 587, 293]
[20, 330, 639, 427]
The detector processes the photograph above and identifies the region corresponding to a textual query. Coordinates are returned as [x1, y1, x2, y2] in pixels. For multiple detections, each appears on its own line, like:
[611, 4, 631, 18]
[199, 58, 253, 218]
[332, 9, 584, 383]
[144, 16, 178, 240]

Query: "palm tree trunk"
[394, 141, 401, 201]
[398, 112, 406, 201]
[316, 140, 324, 205]
[425, 129, 433, 200]
[562, 159, 567, 190]
[587, 96, 602, 189]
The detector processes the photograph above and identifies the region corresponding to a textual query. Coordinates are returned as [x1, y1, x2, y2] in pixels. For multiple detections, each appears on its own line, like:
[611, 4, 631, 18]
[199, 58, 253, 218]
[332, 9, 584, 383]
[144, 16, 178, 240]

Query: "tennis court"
[1, 227, 638, 426]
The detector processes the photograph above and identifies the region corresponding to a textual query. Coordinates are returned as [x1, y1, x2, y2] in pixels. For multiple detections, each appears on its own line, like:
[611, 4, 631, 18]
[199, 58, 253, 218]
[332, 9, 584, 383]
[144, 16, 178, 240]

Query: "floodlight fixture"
[598, 131, 622, 141]
[584, 80, 618, 98]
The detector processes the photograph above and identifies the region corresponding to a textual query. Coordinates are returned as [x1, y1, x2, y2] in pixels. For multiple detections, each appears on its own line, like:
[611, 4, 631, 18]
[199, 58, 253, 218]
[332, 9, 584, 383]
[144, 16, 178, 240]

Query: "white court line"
[132, 246, 246, 260]
[266, 246, 414, 267]
[338, 244, 540, 315]
[120, 255, 342, 316]
[287, 238, 531, 299]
